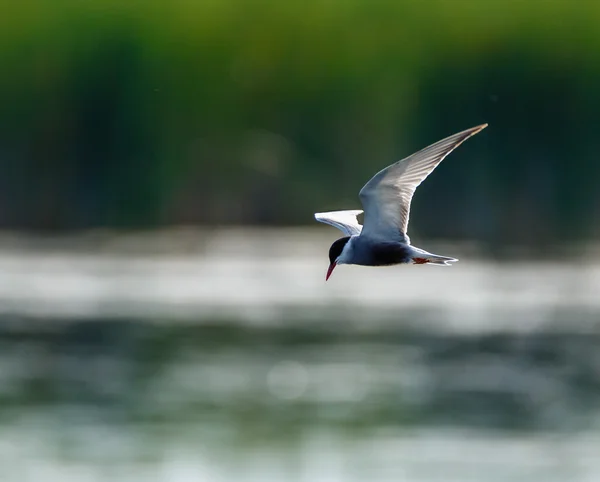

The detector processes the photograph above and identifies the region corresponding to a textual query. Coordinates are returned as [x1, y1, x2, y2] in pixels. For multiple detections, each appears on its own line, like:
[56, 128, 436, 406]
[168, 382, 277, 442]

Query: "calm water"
[2, 321, 600, 481]
[1, 229, 600, 481]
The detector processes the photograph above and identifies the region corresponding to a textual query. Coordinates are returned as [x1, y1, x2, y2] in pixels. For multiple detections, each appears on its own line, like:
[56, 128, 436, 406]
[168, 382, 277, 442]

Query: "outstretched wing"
[359, 124, 487, 242]
[314, 210, 363, 236]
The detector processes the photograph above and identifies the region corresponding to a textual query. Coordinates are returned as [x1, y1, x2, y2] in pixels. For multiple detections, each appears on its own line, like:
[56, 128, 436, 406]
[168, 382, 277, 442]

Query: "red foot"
[412, 257, 429, 264]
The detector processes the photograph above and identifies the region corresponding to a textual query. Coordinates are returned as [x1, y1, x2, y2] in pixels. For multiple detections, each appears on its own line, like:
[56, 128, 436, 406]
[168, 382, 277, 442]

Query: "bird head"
[326, 236, 351, 280]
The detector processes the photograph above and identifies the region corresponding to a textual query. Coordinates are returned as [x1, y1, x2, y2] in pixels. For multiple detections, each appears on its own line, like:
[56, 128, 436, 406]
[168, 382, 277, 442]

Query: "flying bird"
[315, 124, 487, 280]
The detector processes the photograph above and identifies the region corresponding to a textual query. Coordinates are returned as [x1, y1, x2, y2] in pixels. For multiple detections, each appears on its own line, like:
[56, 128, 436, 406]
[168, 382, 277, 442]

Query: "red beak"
[326, 262, 336, 281]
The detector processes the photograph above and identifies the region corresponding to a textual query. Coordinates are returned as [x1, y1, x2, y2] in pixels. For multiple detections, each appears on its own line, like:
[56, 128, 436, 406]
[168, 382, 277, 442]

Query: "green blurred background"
[3, 0, 600, 246]
[3, 2, 600, 481]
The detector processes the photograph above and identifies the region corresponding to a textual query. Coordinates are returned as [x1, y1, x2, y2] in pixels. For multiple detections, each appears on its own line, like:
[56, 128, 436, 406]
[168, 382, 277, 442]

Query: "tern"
[315, 124, 487, 280]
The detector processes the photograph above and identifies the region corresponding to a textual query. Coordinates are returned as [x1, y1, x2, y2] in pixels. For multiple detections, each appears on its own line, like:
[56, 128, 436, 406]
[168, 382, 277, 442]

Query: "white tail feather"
[426, 255, 458, 266]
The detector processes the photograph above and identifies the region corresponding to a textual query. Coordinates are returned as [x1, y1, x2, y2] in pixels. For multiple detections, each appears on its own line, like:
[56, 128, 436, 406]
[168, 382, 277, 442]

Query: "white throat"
[336, 236, 356, 265]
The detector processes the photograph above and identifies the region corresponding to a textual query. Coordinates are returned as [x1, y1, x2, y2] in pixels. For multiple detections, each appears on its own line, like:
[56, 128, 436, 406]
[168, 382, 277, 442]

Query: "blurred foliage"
[1, 0, 600, 246]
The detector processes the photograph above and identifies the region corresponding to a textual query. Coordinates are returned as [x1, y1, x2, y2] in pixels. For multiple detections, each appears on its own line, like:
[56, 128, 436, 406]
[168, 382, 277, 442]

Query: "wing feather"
[314, 210, 363, 236]
[359, 124, 487, 242]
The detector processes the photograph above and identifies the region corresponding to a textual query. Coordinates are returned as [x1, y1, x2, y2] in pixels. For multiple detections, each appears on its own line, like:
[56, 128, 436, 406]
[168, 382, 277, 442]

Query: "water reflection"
[1, 230, 600, 480]
[1, 320, 600, 481]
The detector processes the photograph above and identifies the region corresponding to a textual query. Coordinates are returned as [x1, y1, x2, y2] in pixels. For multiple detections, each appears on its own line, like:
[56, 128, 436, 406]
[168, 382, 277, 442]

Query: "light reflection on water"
[0, 229, 598, 334]
[0, 320, 600, 481]
[0, 230, 600, 480]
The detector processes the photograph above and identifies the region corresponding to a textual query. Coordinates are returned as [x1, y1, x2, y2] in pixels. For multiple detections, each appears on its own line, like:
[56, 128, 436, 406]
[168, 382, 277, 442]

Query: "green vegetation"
[2, 1, 600, 246]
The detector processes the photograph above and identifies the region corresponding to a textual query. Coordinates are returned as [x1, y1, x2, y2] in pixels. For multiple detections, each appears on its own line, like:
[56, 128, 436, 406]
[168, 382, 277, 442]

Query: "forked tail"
[412, 254, 458, 266]
[429, 255, 458, 266]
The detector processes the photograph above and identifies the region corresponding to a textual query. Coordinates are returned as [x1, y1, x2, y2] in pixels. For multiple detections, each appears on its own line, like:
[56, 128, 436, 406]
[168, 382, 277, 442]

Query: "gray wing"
[359, 124, 487, 243]
[314, 210, 363, 236]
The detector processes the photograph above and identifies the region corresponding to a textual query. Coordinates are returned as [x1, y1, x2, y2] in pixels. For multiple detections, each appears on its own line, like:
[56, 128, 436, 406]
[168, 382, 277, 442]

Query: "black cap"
[328, 236, 350, 264]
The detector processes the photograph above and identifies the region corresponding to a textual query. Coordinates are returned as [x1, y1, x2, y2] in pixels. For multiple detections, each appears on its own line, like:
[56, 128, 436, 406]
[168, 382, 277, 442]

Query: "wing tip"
[471, 123, 488, 134]
[314, 210, 363, 218]
[453, 123, 487, 145]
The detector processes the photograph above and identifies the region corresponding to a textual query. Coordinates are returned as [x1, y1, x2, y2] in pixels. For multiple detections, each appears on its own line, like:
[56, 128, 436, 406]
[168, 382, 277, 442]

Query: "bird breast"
[350, 237, 413, 266]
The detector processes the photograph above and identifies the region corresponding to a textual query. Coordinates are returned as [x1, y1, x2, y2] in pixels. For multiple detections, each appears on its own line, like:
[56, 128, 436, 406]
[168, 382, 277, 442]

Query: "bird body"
[315, 124, 487, 280]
